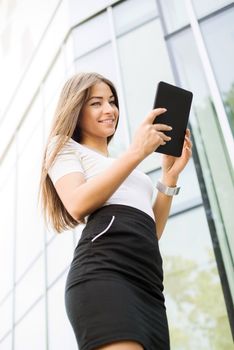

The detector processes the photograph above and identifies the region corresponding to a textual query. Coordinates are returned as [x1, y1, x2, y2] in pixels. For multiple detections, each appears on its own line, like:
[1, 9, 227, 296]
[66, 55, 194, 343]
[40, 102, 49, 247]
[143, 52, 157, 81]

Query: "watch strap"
[156, 180, 180, 196]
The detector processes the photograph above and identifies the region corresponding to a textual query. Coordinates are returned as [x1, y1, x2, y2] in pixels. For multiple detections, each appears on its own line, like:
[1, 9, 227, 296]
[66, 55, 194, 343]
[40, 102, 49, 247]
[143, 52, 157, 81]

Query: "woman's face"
[78, 82, 119, 143]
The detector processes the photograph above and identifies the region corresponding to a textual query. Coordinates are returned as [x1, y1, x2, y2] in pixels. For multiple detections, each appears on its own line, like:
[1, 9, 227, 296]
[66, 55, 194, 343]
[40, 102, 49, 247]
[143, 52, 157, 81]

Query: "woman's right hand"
[128, 108, 172, 160]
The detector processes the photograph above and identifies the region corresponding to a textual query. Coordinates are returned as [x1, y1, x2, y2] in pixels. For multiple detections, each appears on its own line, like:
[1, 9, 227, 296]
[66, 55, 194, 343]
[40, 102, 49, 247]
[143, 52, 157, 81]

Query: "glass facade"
[0, 1, 233, 349]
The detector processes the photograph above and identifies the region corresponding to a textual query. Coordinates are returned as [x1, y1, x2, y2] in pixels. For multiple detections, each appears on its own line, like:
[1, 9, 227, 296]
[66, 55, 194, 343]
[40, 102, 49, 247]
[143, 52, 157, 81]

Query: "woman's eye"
[91, 102, 101, 106]
[110, 100, 116, 105]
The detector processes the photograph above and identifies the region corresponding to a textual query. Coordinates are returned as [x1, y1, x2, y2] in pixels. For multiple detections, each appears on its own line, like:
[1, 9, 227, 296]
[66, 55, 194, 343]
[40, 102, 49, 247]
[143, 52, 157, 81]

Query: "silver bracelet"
[156, 180, 180, 196]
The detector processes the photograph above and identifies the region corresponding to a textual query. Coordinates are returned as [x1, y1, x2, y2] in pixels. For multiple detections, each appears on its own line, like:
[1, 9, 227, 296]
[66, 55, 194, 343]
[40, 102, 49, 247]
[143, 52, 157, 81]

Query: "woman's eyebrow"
[88, 95, 114, 101]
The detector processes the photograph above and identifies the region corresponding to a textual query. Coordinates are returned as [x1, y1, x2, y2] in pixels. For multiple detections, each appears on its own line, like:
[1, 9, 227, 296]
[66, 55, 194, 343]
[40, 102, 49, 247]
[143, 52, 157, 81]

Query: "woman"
[39, 72, 192, 350]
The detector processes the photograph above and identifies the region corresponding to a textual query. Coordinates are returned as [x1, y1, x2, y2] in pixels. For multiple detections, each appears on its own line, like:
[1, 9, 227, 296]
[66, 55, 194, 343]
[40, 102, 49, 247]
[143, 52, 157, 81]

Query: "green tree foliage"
[223, 82, 234, 136]
[164, 254, 233, 349]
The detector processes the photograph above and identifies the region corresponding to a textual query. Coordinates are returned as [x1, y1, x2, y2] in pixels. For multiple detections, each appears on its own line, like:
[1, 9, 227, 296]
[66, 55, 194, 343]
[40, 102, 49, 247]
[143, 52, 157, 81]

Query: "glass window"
[169, 28, 234, 299]
[43, 52, 66, 108]
[48, 273, 77, 350]
[148, 158, 202, 211]
[69, 0, 111, 26]
[64, 33, 75, 73]
[160, 207, 233, 348]
[0, 170, 15, 300]
[159, 0, 189, 34]
[193, 0, 233, 18]
[49, 46, 130, 159]
[0, 0, 63, 119]
[14, 298, 46, 350]
[0, 136, 16, 185]
[117, 19, 174, 171]
[113, 0, 158, 36]
[75, 44, 117, 87]
[0, 138, 16, 300]
[46, 233, 74, 287]
[160, 207, 214, 263]
[0, 333, 12, 350]
[73, 12, 110, 58]
[201, 8, 234, 135]
[15, 256, 44, 323]
[0, 294, 12, 340]
[17, 94, 43, 155]
[75, 44, 128, 156]
[16, 123, 44, 280]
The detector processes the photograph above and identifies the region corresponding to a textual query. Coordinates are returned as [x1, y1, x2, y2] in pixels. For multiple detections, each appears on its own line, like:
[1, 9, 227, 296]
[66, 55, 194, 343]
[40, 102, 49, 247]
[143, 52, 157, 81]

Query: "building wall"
[0, 0, 233, 349]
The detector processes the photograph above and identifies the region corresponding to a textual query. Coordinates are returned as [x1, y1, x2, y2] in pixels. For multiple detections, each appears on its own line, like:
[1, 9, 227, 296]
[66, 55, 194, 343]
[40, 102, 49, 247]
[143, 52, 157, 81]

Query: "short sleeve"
[47, 138, 85, 185]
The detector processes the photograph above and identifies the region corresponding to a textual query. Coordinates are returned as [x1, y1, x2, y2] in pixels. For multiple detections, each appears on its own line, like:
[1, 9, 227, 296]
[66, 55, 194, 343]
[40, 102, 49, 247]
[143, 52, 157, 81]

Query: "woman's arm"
[54, 109, 171, 221]
[152, 175, 178, 240]
[152, 128, 192, 240]
[63, 148, 143, 220]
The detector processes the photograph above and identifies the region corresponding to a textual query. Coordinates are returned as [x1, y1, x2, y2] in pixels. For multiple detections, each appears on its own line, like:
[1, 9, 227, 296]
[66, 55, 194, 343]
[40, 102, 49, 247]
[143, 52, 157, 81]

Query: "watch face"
[167, 188, 174, 196]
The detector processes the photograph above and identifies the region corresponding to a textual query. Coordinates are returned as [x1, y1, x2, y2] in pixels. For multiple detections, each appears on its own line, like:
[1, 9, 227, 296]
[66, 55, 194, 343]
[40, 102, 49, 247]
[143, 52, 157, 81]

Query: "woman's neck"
[80, 139, 109, 157]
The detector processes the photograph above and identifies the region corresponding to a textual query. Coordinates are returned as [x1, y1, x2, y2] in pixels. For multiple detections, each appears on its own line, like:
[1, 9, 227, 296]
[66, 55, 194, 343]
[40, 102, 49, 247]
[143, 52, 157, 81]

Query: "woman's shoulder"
[48, 135, 82, 151]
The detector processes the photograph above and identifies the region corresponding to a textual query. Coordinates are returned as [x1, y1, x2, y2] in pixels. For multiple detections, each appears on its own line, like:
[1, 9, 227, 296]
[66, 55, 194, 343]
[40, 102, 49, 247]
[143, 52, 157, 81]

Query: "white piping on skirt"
[91, 215, 115, 242]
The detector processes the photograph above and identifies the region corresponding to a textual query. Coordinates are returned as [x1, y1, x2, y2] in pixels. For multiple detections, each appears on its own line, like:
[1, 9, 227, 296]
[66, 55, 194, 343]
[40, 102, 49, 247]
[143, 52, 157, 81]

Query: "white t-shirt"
[47, 136, 155, 223]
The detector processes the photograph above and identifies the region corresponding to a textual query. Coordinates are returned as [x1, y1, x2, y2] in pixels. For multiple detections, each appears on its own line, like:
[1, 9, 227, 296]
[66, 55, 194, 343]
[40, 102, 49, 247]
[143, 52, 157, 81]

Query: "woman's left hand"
[162, 128, 193, 181]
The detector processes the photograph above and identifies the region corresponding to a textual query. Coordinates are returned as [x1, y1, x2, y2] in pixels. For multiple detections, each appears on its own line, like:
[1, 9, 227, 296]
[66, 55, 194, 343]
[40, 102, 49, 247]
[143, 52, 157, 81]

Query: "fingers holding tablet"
[184, 128, 193, 154]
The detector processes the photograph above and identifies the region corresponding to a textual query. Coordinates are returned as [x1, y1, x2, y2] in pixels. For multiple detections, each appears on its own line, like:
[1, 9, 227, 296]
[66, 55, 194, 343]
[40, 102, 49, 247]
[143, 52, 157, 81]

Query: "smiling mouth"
[99, 119, 115, 125]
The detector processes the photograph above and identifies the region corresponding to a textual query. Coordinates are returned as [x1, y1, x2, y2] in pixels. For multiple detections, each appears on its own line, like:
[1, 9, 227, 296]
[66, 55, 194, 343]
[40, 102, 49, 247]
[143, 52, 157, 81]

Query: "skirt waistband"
[87, 204, 155, 226]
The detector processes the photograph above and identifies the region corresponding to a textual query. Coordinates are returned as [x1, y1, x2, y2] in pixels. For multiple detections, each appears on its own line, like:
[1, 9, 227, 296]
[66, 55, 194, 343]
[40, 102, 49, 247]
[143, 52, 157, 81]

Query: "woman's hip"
[66, 204, 164, 299]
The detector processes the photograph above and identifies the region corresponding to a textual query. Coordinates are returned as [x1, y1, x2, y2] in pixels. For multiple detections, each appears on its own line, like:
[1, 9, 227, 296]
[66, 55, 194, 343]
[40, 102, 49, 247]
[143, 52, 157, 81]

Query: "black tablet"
[153, 81, 193, 157]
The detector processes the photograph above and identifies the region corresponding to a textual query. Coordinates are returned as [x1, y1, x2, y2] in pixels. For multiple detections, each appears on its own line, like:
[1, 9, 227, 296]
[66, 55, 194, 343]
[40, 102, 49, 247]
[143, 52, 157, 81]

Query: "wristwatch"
[156, 180, 180, 196]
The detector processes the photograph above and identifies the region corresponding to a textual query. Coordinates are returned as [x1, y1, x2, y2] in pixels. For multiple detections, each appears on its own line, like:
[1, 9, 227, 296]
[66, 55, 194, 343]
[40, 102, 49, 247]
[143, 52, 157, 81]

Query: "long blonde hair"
[39, 72, 119, 233]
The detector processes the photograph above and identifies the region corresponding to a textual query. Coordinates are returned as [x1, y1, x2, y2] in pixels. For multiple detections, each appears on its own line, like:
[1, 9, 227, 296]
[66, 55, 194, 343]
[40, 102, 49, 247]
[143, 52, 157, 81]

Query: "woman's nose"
[103, 101, 115, 113]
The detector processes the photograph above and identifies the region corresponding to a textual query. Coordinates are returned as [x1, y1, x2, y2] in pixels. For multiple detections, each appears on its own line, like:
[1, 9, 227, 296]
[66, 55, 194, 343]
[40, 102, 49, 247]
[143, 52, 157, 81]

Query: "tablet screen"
[153, 81, 193, 157]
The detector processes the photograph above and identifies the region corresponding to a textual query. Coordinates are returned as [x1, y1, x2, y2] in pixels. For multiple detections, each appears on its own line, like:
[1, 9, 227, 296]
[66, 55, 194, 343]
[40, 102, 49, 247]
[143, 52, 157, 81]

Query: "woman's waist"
[82, 204, 158, 246]
[88, 203, 155, 226]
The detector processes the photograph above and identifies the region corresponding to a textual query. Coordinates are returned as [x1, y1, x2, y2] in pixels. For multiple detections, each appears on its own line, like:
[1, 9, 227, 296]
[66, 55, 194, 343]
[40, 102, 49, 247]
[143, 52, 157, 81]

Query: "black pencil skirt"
[65, 204, 170, 350]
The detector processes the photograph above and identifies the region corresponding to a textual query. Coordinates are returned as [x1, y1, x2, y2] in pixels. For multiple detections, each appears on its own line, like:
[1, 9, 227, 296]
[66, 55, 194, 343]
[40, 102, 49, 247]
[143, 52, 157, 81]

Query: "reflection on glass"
[48, 273, 77, 350]
[201, 8, 234, 135]
[170, 28, 234, 243]
[69, 0, 110, 26]
[161, 207, 214, 263]
[15, 256, 44, 322]
[193, 0, 232, 18]
[0, 0, 61, 116]
[0, 171, 14, 300]
[170, 27, 234, 327]
[113, 0, 158, 36]
[75, 44, 117, 88]
[47, 233, 74, 287]
[148, 158, 202, 211]
[17, 94, 43, 154]
[161, 207, 233, 349]
[16, 124, 44, 280]
[0, 293, 12, 339]
[73, 12, 110, 58]
[64, 34, 75, 73]
[159, 0, 189, 34]
[0, 333, 12, 350]
[43, 52, 66, 108]
[14, 298, 46, 350]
